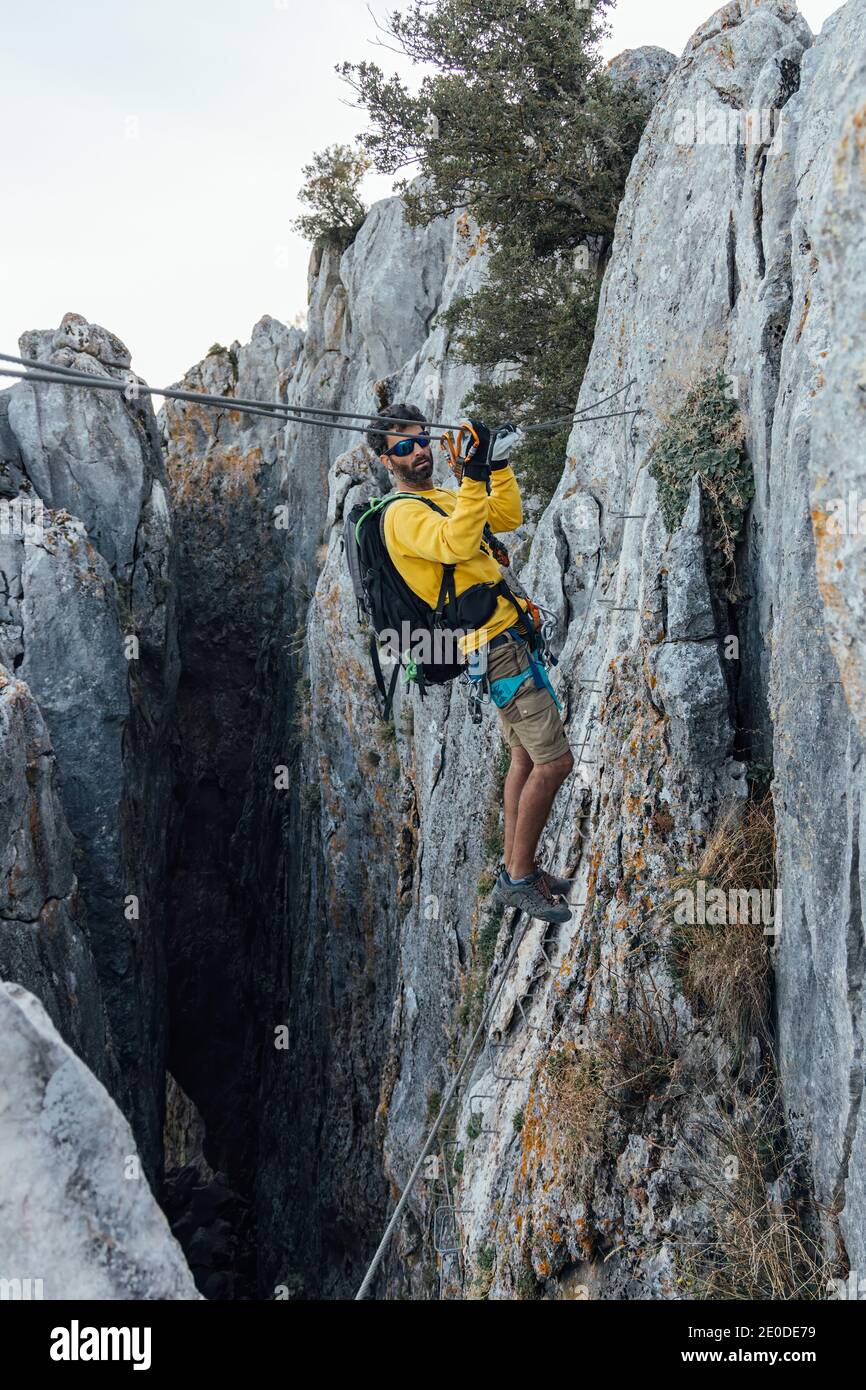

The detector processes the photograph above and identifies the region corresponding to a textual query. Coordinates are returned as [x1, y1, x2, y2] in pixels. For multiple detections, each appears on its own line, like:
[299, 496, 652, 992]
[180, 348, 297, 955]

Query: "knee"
[551, 748, 574, 784]
[536, 748, 573, 785]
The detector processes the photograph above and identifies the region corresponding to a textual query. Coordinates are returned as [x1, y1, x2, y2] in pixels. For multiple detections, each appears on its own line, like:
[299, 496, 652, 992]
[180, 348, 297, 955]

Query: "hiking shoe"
[493, 868, 572, 924]
[534, 861, 574, 898]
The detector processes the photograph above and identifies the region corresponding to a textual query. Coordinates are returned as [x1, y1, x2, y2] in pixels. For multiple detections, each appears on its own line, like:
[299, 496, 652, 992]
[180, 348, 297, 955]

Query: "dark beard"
[391, 452, 434, 486]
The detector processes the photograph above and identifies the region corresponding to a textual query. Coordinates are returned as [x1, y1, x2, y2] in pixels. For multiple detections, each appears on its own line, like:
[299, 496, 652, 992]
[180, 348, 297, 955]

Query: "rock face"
[744, 0, 866, 1275]
[2, 2, 865, 1304]
[608, 44, 677, 102]
[280, 201, 455, 585]
[0, 980, 201, 1300]
[0, 664, 114, 1088]
[0, 313, 179, 1186]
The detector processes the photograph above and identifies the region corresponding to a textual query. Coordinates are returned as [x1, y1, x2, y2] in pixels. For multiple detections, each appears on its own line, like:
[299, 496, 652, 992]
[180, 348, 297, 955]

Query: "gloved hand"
[460, 418, 492, 482]
[489, 422, 521, 469]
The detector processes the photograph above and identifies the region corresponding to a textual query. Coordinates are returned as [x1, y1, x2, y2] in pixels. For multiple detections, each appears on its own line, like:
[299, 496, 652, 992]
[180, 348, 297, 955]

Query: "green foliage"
[338, 0, 652, 510]
[477, 912, 501, 972]
[339, 0, 642, 245]
[492, 739, 512, 795]
[747, 759, 774, 792]
[482, 803, 504, 862]
[439, 244, 600, 507]
[467, 1112, 482, 1141]
[648, 371, 753, 597]
[474, 1244, 496, 1296]
[292, 143, 372, 247]
[480, 742, 511, 860]
[476, 868, 496, 898]
[517, 1262, 541, 1300]
[459, 907, 503, 1031]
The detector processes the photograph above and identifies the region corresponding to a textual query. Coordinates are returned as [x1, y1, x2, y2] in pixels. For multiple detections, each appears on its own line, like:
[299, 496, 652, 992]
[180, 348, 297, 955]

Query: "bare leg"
[503, 746, 532, 867]
[507, 750, 574, 880]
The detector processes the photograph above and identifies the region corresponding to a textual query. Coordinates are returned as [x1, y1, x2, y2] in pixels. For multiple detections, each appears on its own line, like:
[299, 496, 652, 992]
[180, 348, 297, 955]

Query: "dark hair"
[366, 402, 428, 458]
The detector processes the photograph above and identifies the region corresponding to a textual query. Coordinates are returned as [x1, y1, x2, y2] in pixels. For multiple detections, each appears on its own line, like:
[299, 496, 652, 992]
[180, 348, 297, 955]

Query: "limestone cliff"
[276, 0, 866, 1298]
[0, 314, 179, 1184]
[1, 0, 865, 1305]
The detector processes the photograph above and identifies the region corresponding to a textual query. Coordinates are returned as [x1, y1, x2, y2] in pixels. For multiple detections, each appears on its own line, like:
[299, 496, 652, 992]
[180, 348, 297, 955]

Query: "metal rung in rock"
[433, 1204, 473, 1257]
[469, 1094, 499, 1136]
[610, 512, 647, 519]
[515, 995, 544, 1034]
[526, 964, 551, 990]
[539, 938, 556, 970]
[486, 1037, 524, 1083]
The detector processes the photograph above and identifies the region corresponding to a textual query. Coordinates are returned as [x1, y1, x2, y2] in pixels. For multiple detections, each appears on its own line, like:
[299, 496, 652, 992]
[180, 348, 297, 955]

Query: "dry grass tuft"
[545, 1006, 678, 1168]
[668, 797, 776, 1048]
[678, 1081, 833, 1300]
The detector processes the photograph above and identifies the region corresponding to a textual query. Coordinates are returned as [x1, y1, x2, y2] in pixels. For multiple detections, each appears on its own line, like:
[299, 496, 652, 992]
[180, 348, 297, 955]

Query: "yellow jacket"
[382, 466, 526, 656]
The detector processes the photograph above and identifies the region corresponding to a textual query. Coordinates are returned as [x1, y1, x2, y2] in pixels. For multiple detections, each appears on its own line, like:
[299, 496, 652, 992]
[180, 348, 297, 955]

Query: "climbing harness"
[464, 617, 561, 727]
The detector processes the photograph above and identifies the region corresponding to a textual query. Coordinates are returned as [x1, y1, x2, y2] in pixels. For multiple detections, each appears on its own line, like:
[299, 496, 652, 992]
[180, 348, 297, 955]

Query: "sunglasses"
[385, 432, 431, 459]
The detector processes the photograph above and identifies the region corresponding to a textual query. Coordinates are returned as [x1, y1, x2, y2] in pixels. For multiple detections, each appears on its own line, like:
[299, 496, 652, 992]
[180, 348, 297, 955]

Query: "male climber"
[366, 403, 575, 925]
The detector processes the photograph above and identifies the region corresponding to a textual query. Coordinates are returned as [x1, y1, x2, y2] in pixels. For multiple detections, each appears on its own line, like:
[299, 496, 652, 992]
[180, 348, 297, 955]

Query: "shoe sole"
[528, 906, 572, 924]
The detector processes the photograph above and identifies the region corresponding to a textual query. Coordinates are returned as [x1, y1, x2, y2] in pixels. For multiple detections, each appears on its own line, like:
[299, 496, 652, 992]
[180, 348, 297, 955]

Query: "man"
[366, 403, 575, 925]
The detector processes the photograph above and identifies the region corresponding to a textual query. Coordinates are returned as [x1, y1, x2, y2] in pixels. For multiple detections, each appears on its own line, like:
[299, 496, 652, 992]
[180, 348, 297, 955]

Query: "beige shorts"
[486, 635, 570, 765]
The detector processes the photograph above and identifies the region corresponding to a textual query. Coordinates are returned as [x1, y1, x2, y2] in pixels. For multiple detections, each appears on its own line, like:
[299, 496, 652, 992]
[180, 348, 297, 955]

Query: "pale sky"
[0, 0, 841, 388]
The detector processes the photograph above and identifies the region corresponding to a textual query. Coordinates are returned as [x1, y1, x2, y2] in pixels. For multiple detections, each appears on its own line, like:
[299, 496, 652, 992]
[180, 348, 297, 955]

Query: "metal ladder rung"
[469, 1093, 499, 1135]
[433, 1203, 473, 1256]
[486, 1037, 525, 1082]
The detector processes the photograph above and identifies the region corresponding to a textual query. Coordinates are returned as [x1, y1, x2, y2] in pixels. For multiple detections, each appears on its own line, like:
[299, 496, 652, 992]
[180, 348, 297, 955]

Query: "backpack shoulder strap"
[379, 492, 450, 524]
[377, 494, 461, 628]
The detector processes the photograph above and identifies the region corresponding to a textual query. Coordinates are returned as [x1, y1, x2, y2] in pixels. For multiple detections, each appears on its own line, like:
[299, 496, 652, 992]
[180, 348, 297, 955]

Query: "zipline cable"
[0, 349, 461, 433]
[0, 350, 640, 439]
[521, 380, 639, 434]
[0, 365, 463, 441]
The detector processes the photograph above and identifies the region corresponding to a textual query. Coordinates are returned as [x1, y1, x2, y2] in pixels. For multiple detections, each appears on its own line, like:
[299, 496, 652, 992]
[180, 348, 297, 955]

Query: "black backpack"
[343, 491, 525, 718]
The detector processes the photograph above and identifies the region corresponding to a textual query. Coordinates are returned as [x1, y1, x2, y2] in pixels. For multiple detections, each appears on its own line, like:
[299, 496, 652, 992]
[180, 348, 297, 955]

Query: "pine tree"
[337, 0, 650, 505]
[292, 143, 372, 248]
